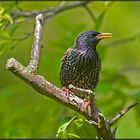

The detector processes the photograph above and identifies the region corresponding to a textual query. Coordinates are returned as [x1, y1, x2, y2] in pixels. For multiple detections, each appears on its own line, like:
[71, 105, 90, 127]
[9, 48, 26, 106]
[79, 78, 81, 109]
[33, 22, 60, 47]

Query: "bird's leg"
[68, 84, 89, 98]
[68, 84, 94, 110]
[83, 90, 95, 111]
[62, 87, 75, 97]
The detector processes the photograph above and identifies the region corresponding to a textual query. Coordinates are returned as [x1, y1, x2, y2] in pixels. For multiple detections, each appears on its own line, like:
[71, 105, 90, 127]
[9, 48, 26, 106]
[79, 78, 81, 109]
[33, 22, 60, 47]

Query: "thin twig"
[11, 1, 92, 23]
[0, 32, 33, 41]
[2, 1, 93, 42]
[109, 102, 138, 126]
[11, 32, 33, 41]
[27, 14, 43, 73]
[83, 5, 96, 22]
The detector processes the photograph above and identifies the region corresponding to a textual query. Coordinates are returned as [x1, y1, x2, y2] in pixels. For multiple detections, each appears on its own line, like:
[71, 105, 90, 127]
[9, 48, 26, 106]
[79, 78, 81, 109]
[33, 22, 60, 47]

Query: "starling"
[60, 30, 112, 95]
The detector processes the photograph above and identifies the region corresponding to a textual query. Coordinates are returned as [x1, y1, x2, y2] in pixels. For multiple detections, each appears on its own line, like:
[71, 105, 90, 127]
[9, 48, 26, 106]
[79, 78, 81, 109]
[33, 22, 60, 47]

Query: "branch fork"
[6, 14, 138, 138]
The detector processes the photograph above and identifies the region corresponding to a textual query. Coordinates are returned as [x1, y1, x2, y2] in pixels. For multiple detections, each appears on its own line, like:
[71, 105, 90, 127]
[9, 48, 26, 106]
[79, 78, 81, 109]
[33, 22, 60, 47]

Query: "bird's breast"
[60, 48, 101, 89]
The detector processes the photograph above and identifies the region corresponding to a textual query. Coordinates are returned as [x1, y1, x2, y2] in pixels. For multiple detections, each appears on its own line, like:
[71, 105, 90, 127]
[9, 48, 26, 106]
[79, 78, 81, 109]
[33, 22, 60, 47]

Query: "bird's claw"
[83, 99, 91, 111]
[62, 87, 75, 97]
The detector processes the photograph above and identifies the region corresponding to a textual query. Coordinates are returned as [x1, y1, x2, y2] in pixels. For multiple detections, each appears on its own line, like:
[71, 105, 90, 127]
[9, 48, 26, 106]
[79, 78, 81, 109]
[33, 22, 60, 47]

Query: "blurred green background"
[0, 1, 140, 138]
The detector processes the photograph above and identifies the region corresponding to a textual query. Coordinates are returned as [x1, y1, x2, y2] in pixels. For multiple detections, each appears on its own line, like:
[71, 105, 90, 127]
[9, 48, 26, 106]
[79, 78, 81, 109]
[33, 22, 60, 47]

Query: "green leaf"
[57, 131, 80, 139]
[56, 116, 77, 138]
[4, 13, 13, 24]
[67, 133, 81, 138]
[74, 118, 84, 127]
[56, 117, 96, 138]
[56, 130, 68, 138]
[74, 119, 96, 138]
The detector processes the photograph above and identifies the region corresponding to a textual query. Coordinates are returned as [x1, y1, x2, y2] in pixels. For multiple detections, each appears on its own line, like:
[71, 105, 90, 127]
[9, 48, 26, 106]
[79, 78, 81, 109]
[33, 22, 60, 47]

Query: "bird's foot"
[83, 99, 91, 111]
[68, 84, 91, 99]
[62, 87, 74, 97]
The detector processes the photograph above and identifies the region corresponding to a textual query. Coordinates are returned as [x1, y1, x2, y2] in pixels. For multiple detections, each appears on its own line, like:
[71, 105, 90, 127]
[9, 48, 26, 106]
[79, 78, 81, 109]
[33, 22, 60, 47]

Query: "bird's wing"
[60, 48, 80, 87]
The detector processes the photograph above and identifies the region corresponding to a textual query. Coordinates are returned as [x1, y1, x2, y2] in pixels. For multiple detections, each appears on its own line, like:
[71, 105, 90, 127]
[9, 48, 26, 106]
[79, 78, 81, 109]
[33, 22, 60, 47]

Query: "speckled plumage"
[60, 30, 111, 91]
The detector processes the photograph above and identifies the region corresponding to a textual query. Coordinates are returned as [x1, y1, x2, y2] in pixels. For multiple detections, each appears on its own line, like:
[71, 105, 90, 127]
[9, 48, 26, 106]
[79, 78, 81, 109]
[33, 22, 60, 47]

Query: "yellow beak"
[96, 33, 112, 40]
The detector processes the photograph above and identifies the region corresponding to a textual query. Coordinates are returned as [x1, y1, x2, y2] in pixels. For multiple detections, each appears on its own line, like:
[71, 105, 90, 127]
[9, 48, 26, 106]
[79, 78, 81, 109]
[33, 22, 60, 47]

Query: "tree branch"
[6, 58, 92, 119]
[6, 1, 93, 43]
[6, 14, 138, 138]
[6, 14, 93, 120]
[11, 1, 93, 23]
[109, 103, 138, 126]
[83, 5, 96, 22]
[27, 14, 43, 73]
[69, 84, 100, 122]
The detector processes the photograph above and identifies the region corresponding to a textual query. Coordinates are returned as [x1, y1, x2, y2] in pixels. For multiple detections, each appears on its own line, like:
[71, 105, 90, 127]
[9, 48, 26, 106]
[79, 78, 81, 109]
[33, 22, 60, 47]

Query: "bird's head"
[75, 30, 112, 50]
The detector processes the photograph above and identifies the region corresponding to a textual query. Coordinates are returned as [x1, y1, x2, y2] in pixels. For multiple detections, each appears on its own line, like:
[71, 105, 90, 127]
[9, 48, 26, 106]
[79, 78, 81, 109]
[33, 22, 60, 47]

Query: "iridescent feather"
[60, 31, 102, 90]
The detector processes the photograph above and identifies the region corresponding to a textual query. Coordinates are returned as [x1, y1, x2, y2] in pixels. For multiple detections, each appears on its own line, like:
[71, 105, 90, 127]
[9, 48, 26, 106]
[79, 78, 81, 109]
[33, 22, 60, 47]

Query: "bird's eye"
[91, 34, 96, 38]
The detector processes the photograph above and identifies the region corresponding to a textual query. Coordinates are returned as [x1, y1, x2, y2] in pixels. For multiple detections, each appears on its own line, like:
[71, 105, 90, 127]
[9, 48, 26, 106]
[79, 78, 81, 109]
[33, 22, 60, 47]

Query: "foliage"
[56, 116, 96, 138]
[0, 1, 140, 138]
